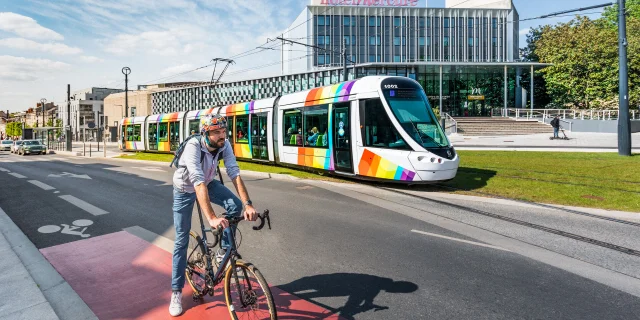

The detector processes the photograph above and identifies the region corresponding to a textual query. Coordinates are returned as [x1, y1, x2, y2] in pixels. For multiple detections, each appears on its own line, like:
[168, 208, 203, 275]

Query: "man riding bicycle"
[170, 114, 257, 317]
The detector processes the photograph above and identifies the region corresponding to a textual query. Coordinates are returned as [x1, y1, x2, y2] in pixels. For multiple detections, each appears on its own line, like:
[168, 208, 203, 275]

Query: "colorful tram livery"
[119, 76, 459, 183]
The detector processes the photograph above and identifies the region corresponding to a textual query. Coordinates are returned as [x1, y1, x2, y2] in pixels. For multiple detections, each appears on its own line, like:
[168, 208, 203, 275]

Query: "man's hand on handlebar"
[243, 205, 258, 221]
[208, 216, 229, 230]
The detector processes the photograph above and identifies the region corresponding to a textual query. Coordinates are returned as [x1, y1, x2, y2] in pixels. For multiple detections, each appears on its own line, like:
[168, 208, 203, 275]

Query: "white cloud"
[0, 12, 64, 41]
[0, 37, 82, 55]
[0, 55, 69, 81]
[161, 64, 194, 76]
[103, 27, 203, 56]
[519, 28, 531, 36]
[80, 55, 104, 63]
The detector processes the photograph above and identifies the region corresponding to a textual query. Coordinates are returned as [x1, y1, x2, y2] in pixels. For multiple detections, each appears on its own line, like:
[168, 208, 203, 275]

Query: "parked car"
[0, 140, 12, 151]
[10, 140, 23, 153]
[16, 140, 46, 155]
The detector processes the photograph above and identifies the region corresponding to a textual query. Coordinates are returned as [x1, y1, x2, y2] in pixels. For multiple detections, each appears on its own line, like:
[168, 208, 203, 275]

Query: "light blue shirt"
[173, 137, 240, 193]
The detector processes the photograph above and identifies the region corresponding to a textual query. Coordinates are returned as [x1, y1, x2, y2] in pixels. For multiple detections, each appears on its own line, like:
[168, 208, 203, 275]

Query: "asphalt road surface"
[0, 150, 639, 320]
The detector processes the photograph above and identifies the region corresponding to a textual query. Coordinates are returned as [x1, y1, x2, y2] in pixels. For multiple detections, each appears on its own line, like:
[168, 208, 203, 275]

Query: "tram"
[119, 76, 459, 183]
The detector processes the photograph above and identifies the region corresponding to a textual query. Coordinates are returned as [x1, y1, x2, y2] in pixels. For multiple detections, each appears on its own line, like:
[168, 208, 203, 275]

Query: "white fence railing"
[493, 108, 638, 121]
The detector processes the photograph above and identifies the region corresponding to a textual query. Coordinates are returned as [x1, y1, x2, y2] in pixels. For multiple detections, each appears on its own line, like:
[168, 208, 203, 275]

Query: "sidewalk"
[0, 207, 96, 320]
[449, 132, 640, 152]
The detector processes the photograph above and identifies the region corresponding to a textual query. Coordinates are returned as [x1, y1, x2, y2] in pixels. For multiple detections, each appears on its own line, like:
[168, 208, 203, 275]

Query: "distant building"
[58, 87, 124, 141]
[104, 89, 153, 129]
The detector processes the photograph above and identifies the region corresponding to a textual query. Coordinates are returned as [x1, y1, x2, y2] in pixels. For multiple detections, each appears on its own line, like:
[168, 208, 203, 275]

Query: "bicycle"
[185, 202, 277, 320]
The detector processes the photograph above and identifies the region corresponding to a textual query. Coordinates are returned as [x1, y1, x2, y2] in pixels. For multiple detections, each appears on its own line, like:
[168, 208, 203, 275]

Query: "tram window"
[188, 120, 199, 135]
[302, 105, 328, 148]
[125, 125, 133, 141]
[235, 115, 249, 144]
[283, 109, 302, 146]
[359, 99, 410, 150]
[169, 121, 180, 150]
[158, 122, 168, 142]
[148, 123, 158, 150]
[133, 125, 141, 141]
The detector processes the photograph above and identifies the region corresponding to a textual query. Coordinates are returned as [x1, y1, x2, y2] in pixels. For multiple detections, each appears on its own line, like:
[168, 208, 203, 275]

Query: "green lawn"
[438, 151, 640, 213]
[117, 151, 640, 212]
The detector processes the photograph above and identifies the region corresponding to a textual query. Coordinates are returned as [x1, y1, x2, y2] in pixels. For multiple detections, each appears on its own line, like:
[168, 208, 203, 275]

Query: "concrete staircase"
[455, 117, 552, 136]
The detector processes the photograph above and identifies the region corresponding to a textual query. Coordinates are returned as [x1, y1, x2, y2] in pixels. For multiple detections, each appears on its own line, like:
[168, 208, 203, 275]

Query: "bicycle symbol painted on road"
[37, 219, 93, 238]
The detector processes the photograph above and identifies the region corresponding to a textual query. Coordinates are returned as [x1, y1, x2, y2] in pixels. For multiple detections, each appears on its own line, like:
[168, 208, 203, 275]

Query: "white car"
[0, 140, 12, 151]
[10, 140, 23, 153]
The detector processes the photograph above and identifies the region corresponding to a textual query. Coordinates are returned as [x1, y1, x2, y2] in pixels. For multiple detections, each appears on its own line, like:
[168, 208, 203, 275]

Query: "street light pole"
[122, 67, 131, 118]
[40, 98, 46, 143]
[66, 84, 72, 151]
[618, 0, 631, 156]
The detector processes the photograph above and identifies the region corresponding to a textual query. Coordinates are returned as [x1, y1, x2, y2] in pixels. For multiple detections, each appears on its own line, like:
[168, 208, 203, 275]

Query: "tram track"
[418, 183, 640, 228]
[381, 187, 640, 258]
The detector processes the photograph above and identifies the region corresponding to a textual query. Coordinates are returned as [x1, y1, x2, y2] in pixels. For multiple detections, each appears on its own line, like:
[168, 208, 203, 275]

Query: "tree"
[6, 122, 22, 138]
[520, 26, 552, 107]
[603, 0, 640, 24]
[535, 16, 639, 109]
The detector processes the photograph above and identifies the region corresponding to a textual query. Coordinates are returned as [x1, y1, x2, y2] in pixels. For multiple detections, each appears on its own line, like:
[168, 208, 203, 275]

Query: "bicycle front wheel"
[185, 231, 209, 297]
[224, 260, 277, 320]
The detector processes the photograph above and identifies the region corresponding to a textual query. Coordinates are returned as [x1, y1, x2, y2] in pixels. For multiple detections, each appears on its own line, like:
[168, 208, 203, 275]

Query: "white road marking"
[58, 195, 108, 216]
[411, 229, 511, 252]
[53, 191, 60, 194]
[8, 172, 26, 178]
[28, 180, 55, 190]
[123, 226, 174, 253]
[48, 172, 91, 179]
[131, 167, 166, 172]
[0, 167, 9, 172]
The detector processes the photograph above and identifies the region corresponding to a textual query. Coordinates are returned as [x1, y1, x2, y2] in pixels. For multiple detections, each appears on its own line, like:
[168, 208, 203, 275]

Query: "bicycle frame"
[192, 202, 244, 290]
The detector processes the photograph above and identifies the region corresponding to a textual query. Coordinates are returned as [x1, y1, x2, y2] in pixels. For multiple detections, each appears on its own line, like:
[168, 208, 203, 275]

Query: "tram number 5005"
[384, 85, 398, 89]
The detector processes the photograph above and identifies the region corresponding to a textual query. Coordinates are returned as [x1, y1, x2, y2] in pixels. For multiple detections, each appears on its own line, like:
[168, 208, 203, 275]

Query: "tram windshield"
[383, 88, 449, 148]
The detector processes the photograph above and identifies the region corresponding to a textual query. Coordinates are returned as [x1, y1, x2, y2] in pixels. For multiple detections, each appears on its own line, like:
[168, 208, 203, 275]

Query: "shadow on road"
[275, 273, 418, 320]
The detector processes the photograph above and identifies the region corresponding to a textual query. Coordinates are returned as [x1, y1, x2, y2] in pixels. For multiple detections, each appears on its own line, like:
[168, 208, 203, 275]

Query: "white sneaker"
[169, 291, 183, 317]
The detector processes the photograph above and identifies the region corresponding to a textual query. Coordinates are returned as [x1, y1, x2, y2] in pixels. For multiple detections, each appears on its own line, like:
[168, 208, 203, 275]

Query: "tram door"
[333, 103, 353, 173]
[251, 113, 268, 160]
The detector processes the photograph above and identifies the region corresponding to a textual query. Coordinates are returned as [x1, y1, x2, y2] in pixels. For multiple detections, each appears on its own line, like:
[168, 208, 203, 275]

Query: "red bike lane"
[40, 231, 343, 319]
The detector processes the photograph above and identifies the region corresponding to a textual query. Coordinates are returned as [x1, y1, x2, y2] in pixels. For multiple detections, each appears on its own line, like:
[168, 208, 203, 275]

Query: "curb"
[0, 207, 97, 320]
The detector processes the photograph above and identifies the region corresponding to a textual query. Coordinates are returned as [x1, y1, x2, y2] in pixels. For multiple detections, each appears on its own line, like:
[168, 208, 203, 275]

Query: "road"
[0, 150, 639, 319]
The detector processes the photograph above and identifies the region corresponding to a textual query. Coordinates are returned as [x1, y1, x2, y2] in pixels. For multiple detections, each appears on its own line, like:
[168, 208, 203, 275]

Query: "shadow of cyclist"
[276, 273, 418, 320]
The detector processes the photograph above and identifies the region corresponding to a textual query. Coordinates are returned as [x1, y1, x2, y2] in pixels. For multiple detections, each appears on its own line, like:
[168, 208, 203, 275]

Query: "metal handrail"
[497, 108, 638, 121]
[442, 112, 457, 134]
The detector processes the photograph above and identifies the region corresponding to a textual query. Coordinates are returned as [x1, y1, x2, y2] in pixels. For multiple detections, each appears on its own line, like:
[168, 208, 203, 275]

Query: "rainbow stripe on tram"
[304, 80, 356, 106]
[225, 101, 255, 115]
[358, 149, 416, 181]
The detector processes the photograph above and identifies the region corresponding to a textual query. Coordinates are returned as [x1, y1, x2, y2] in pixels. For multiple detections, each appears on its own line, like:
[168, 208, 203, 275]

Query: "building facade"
[284, 0, 518, 73]
[151, 0, 545, 117]
[58, 87, 124, 141]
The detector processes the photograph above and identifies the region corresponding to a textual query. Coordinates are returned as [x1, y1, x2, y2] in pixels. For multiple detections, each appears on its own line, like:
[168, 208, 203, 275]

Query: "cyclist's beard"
[205, 134, 225, 149]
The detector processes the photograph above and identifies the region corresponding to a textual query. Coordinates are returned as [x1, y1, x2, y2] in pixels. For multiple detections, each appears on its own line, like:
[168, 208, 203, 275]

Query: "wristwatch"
[243, 200, 253, 207]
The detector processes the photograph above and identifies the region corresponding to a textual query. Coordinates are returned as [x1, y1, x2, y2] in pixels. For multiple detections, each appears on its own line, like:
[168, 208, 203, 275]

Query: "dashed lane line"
[411, 229, 511, 252]
[0, 167, 9, 172]
[58, 195, 109, 216]
[123, 226, 174, 253]
[28, 180, 56, 191]
[8, 172, 26, 179]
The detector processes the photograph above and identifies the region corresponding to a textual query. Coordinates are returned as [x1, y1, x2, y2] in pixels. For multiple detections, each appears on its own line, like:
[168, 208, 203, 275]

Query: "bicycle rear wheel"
[224, 260, 277, 320]
[186, 231, 209, 297]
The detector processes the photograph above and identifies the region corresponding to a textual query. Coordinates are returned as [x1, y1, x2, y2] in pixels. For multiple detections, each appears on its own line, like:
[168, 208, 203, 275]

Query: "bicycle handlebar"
[215, 210, 271, 233]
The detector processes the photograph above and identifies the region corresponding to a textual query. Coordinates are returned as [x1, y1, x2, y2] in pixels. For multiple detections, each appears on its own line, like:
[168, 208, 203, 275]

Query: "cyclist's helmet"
[200, 114, 227, 135]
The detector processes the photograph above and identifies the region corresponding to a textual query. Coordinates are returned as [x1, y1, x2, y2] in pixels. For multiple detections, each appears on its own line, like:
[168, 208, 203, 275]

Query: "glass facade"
[310, 6, 516, 68]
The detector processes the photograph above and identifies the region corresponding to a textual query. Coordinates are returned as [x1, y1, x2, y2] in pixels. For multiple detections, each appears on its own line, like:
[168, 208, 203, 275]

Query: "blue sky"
[0, 0, 613, 112]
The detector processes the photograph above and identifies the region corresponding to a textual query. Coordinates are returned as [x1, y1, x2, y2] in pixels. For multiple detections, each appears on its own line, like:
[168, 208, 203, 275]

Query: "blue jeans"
[171, 180, 242, 292]
[553, 127, 559, 138]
